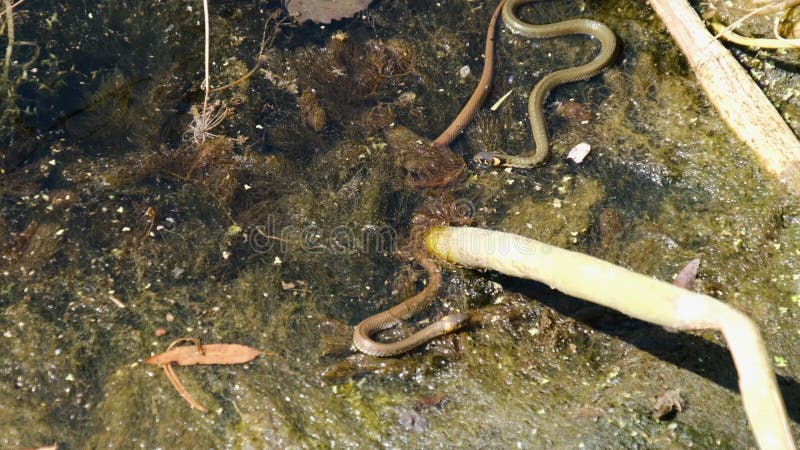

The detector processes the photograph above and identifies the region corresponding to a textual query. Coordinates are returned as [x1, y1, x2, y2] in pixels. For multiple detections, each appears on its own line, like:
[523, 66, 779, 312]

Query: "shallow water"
[0, 0, 799, 448]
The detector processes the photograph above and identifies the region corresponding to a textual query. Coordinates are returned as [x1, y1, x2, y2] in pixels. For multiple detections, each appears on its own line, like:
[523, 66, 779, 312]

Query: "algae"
[0, 0, 798, 448]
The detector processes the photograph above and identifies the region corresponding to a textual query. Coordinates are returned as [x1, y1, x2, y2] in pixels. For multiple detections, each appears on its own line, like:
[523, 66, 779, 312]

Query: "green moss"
[500, 175, 605, 248]
[1, 0, 800, 447]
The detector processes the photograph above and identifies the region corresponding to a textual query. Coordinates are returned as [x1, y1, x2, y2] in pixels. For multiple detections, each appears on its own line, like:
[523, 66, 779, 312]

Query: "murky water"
[1, 0, 798, 448]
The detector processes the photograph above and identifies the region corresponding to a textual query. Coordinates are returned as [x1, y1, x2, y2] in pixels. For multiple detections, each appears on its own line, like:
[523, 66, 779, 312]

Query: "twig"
[711, 21, 800, 48]
[0, 0, 24, 20]
[3, 0, 14, 83]
[425, 226, 795, 450]
[160, 337, 208, 412]
[209, 9, 288, 93]
[201, 0, 210, 118]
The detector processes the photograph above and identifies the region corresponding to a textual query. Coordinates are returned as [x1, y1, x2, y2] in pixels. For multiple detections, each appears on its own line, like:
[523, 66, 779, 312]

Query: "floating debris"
[567, 142, 591, 164]
[286, 0, 373, 24]
[673, 258, 701, 289]
[652, 389, 684, 420]
[144, 338, 265, 412]
[490, 88, 514, 111]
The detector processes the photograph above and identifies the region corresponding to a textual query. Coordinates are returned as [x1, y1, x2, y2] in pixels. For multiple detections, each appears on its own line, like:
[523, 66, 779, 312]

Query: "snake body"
[353, 254, 470, 357]
[474, 0, 617, 168]
[353, 1, 509, 358]
[434, 0, 508, 146]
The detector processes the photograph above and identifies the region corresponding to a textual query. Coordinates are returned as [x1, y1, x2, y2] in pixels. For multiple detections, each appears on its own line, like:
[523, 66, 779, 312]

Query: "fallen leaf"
[286, 0, 373, 24]
[144, 343, 262, 366]
[673, 258, 701, 289]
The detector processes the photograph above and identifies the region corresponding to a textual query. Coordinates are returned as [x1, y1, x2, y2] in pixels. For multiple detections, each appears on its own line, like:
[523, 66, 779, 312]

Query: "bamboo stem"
[648, 0, 800, 196]
[425, 226, 796, 450]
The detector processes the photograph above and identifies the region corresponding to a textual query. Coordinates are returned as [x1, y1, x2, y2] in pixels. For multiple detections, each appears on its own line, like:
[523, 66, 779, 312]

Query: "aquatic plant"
[183, 99, 230, 144]
[294, 32, 417, 106]
[0, 0, 38, 171]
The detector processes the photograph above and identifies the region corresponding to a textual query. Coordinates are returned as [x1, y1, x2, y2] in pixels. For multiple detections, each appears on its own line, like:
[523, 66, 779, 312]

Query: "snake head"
[473, 151, 505, 167]
[441, 312, 472, 333]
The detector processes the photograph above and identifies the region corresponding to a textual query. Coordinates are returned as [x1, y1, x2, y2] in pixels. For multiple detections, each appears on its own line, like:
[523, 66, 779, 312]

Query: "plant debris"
[144, 338, 265, 412]
[144, 340, 263, 366]
[285, 0, 373, 24]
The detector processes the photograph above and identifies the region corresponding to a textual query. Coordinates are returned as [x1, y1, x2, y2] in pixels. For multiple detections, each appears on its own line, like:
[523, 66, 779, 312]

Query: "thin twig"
[3, 0, 14, 83]
[210, 9, 288, 93]
[711, 21, 800, 47]
[202, 0, 210, 118]
[162, 363, 209, 413]
[0, 0, 24, 20]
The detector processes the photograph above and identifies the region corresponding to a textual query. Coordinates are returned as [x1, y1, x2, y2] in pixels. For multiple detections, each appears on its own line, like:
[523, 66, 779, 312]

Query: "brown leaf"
[673, 258, 701, 289]
[144, 343, 261, 366]
[286, 0, 373, 24]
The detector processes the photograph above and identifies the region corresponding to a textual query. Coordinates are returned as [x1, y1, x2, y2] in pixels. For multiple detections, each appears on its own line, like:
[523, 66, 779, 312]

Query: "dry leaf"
[144, 343, 261, 366]
[286, 0, 373, 24]
[673, 258, 701, 289]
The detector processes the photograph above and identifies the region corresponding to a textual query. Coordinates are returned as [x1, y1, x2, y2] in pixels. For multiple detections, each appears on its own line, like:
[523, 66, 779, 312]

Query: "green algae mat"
[0, 0, 798, 447]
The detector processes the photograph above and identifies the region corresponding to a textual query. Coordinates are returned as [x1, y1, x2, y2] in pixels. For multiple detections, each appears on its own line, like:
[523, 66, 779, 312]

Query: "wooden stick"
[648, 0, 800, 196]
[425, 226, 796, 450]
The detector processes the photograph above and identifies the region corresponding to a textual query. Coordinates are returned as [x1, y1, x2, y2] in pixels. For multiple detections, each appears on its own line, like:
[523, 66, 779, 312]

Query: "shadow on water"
[496, 274, 800, 423]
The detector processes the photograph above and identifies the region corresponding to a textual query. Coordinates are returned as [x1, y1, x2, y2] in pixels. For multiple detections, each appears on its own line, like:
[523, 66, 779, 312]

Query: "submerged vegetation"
[0, 0, 798, 448]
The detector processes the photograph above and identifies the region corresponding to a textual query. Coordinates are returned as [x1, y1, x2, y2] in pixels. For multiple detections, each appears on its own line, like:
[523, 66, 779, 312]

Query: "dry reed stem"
[649, 0, 800, 196]
[3, 0, 14, 83]
[425, 226, 796, 450]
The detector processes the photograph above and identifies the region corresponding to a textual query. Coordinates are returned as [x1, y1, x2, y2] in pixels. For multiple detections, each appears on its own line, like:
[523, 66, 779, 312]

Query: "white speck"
[458, 65, 471, 79]
[222, 251, 231, 259]
[116, 206, 124, 213]
[121, 227, 131, 232]
[273, 256, 282, 265]
[48, 159, 56, 166]
[552, 199, 562, 208]
[244, 184, 252, 190]
[567, 142, 591, 163]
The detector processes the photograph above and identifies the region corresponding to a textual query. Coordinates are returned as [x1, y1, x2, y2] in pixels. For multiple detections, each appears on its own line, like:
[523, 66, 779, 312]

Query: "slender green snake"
[474, 0, 617, 168]
[353, 0, 616, 357]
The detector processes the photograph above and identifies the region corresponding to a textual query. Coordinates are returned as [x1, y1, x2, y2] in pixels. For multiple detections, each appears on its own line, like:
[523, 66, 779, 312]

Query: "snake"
[353, 0, 616, 356]
[474, 0, 617, 168]
[353, 0, 508, 358]
[353, 253, 471, 357]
